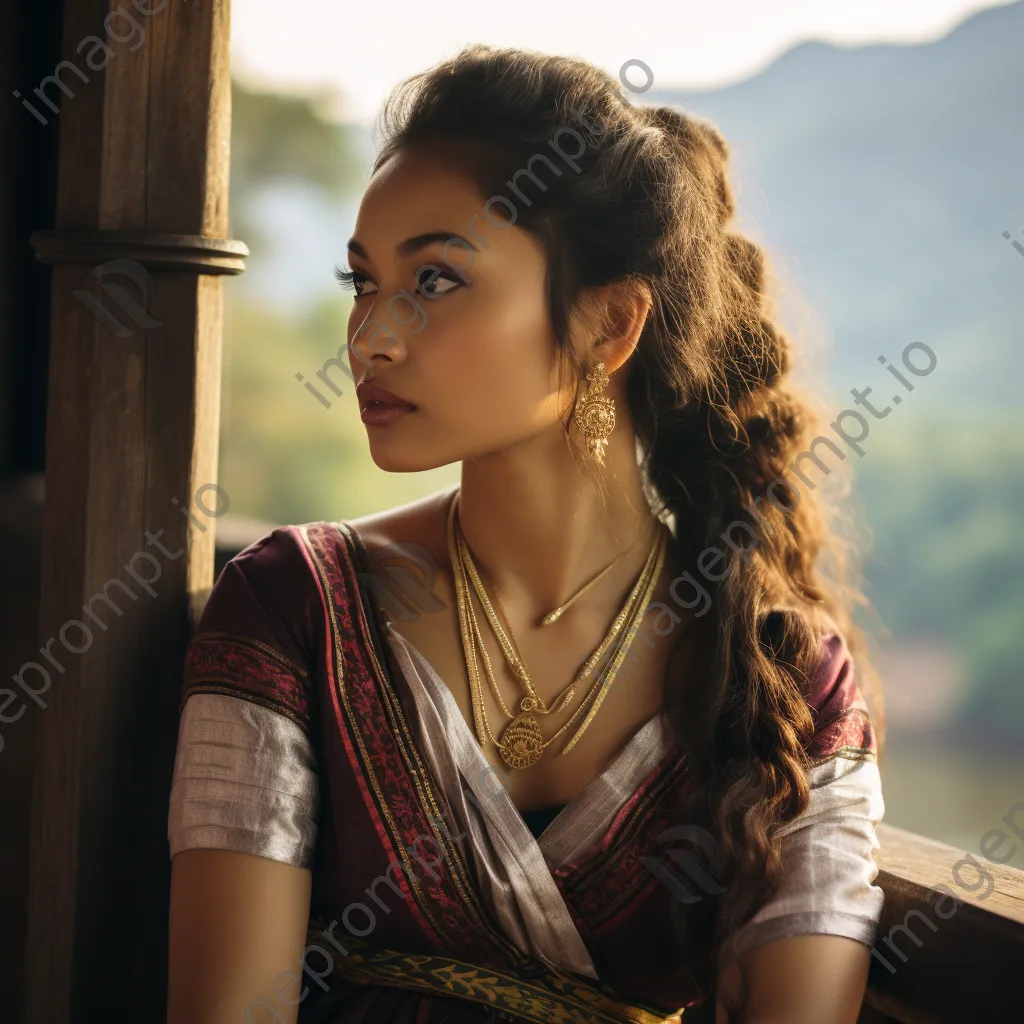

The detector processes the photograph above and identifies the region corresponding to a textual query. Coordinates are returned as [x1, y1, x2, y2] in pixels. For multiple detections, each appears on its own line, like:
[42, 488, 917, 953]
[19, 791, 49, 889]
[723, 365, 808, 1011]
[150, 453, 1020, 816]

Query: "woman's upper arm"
[168, 848, 313, 1024]
[165, 528, 322, 1023]
[714, 629, 884, 1023]
[716, 933, 870, 1024]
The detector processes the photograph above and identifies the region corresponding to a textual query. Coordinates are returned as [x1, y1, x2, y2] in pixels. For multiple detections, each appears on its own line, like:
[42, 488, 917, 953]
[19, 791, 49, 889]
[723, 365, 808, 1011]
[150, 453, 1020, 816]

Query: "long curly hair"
[371, 44, 885, 1001]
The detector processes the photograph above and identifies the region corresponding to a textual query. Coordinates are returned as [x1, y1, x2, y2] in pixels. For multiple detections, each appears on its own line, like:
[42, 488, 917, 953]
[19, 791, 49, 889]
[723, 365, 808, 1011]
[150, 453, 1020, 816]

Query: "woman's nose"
[349, 314, 407, 373]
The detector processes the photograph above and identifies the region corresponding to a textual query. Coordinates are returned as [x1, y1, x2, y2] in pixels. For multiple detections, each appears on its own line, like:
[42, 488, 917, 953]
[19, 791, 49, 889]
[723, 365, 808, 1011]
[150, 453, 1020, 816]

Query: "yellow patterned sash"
[305, 919, 684, 1024]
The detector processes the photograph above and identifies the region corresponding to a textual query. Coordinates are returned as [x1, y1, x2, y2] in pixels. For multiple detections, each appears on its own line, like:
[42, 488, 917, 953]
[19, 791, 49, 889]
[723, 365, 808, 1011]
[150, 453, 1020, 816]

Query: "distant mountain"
[647, 0, 1024, 407]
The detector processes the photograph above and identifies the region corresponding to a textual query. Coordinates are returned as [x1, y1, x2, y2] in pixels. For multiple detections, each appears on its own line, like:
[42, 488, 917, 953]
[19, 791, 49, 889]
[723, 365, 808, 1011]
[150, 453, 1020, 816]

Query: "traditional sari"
[167, 519, 884, 1023]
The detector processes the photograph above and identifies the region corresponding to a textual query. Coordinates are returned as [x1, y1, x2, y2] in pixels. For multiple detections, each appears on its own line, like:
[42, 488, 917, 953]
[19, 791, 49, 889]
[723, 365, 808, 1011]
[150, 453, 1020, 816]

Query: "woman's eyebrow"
[347, 231, 480, 259]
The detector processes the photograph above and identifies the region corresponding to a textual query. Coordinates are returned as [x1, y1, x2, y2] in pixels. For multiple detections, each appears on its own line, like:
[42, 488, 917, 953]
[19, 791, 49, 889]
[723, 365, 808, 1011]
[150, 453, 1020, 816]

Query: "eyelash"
[334, 265, 462, 297]
[333, 266, 366, 294]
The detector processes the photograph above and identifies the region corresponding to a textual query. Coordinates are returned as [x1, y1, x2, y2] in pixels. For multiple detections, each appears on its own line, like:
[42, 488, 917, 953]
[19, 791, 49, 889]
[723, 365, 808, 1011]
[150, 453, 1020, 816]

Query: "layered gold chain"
[445, 489, 667, 770]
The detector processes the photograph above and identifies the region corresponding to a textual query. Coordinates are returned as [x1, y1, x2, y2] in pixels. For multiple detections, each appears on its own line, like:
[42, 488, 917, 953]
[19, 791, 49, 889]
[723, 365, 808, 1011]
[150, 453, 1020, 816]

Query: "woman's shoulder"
[206, 486, 455, 632]
[207, 522, 334, 627]
[184, 495, 453, 722]
[802, 617, 876, 767]
[217, 500, 434, 587]
[344, 485, 456, 561]
[185, 523, 349, 711]
[221, 521, 316, 576]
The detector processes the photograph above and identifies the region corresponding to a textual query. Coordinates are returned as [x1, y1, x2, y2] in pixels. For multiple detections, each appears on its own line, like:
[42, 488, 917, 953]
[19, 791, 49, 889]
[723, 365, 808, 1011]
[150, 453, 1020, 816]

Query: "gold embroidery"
[305, 922, 684, 1024]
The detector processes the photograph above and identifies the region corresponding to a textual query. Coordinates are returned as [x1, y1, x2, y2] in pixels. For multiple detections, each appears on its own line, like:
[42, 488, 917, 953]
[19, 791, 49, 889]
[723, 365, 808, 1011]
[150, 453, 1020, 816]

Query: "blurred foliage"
[229, 78, 367, 250]
[854, 412, 1024, 742]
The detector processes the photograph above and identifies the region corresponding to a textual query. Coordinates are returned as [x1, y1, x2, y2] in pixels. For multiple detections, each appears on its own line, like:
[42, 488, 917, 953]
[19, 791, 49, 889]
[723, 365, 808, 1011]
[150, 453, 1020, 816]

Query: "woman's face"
[345, 144, 576, 472]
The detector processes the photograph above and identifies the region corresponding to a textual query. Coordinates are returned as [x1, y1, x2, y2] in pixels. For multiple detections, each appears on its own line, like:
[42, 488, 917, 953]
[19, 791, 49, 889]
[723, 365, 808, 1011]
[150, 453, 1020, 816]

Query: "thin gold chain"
[479, 531, 666, 756]
[538, 543, 638, 626]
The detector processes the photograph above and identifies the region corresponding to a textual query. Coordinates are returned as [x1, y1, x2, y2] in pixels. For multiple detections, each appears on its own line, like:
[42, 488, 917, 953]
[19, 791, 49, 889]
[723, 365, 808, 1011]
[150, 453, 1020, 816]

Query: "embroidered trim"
[197, 629, 309, 677]
[301, 522, 519, 967]
[306, 919, 681, 1024]
[807, 706, 876, 763]
[182, 631, 311, 733]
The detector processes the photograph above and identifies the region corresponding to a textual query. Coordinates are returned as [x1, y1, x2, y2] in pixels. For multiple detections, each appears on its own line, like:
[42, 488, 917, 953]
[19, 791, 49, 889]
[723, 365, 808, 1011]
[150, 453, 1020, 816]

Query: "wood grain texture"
[23, 1, 236, 1020]
[876, 822, 1024, 925]
[865, 823, 1024, 1022]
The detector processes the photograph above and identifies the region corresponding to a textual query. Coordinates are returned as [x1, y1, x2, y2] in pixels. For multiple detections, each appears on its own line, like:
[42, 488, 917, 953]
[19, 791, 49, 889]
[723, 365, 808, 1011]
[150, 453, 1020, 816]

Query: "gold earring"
[573, 361, 616, 466]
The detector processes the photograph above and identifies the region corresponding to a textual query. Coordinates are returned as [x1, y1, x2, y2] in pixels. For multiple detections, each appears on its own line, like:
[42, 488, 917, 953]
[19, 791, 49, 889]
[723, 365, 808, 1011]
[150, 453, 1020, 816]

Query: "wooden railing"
[858, 823, 1024, 1022]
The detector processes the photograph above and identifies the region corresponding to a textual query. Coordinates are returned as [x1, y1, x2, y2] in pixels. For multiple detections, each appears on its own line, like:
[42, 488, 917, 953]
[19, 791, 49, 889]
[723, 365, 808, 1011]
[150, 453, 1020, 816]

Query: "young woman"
[166, 45, 885, 1024]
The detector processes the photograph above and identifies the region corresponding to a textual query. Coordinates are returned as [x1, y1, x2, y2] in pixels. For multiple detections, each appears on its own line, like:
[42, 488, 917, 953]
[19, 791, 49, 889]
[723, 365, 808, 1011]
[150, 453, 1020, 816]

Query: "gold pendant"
[499, 698, 545, 769]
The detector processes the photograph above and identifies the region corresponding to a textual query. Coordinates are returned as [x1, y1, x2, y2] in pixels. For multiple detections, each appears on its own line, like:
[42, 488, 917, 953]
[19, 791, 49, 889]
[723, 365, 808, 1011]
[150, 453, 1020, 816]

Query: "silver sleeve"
[167, 692, 320, 868]
[718, 755, 885, 967]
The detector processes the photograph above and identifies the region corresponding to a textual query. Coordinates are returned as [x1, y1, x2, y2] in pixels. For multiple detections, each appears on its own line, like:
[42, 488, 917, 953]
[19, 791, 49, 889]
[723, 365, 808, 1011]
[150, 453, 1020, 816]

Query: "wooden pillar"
[24, 1, 245, 1019]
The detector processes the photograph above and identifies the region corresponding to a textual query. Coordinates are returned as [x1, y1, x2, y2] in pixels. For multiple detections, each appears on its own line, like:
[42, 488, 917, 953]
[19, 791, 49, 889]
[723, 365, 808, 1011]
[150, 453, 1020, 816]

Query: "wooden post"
[24, 1, 244, 1019]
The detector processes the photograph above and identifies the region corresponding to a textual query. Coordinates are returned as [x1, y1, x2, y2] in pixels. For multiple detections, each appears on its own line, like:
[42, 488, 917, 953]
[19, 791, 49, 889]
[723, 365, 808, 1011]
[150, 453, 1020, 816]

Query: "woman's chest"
[387, 604, 682, 812]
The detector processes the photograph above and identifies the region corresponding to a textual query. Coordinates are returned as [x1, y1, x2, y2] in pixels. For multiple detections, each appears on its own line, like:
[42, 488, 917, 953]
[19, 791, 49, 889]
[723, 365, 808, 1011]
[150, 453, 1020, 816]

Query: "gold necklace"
[446, 490, 668, 769]
[457, 514, 666, 767]
[453, 496, 661, 703]
[451, 515, 662, 768]
[537, 541, 638, 626]
[453, 496, 660, 717]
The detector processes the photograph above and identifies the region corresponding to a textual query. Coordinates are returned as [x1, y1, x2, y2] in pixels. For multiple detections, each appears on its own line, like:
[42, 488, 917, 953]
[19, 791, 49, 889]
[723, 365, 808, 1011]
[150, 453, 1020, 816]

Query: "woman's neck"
[456, 417, 661, 622]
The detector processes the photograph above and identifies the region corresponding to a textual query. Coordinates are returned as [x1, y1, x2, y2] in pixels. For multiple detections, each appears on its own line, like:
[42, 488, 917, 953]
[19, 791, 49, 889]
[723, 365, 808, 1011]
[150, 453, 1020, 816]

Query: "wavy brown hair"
[371, 44, 885, 1004]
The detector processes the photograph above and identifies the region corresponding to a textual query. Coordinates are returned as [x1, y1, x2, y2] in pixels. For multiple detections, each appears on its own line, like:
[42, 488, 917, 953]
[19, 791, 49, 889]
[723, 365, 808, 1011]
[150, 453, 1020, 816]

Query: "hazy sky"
[232, 0, 1015, 122]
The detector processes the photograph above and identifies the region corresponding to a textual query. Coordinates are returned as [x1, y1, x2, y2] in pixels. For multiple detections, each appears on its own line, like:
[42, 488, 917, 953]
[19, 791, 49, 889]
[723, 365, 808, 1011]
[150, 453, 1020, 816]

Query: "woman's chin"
[367, 444, 449, 474]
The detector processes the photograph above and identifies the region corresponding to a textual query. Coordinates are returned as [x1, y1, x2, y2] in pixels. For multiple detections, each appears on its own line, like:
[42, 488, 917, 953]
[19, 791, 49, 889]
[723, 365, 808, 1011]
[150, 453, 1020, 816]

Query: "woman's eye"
[335, 264, 460, 298]
[334, 267, 378, 297]
[417, 268, 462, 297]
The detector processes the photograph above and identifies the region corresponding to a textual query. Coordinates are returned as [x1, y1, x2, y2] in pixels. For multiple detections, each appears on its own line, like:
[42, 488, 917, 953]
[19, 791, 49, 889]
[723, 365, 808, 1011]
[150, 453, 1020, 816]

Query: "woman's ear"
[586, 277, 653, 374]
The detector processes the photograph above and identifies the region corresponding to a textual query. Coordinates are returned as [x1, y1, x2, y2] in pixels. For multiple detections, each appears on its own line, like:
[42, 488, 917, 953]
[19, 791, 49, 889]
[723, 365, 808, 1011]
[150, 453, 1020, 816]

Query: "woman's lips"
[360, 402, 416, 426]
[357, 381, 417, 425]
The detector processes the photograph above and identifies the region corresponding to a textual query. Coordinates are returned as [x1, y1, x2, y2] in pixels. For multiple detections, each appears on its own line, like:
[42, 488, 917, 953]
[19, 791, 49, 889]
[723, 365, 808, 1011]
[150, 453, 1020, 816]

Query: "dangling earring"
[573, 361, 616, 466]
